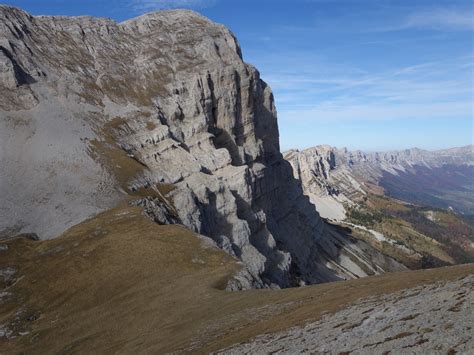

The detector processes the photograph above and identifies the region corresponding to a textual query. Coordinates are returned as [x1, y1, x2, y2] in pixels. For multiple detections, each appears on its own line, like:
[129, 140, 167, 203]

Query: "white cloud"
[130, 0, 216, 12]
[368, 7, 474, 32]
[279, 100, 472, 123]
[284, 6, 474, 33]
[404, 8, 474, 31]
[264, 56, 473, 124]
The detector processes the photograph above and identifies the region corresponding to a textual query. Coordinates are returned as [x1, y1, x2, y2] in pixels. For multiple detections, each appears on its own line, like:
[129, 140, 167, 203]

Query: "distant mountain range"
[285, 145, 474, 217]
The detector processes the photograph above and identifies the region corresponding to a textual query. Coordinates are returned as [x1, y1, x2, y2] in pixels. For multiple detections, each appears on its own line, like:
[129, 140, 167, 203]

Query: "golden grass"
[88, 117, 147, 192]
[368, 194, 411, 212]
[89, 116, 176, 202]
[77, 79, 105, 107]
[436, 210, 469, 229]
[145, 120, 157, 131]
[347, 224, 421, 268]
[1, 204, 473, 354]
[347, 193, 456, 266]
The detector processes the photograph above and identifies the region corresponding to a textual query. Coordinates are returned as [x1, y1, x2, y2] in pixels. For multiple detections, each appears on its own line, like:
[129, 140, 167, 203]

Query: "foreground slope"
[222, 274, 473, 354]
[0, 208, 472, 353]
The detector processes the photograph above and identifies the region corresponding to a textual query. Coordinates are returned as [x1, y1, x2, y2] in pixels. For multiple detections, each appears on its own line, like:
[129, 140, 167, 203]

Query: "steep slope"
[1, 213, 472, 353]
[0, 6, 407, 288]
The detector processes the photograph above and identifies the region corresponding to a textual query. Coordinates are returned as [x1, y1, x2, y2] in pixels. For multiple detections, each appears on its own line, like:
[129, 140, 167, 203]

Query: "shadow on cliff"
[254, 154, 348, 286]
[227, 94, 349, 286]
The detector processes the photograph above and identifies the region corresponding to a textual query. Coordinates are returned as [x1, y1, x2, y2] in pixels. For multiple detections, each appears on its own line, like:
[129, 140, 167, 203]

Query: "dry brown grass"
[145, 120, 157, 131]
[1, 205, 473, 354]
[347, 193, 456, 267]
[368, 194, 411, 212]
[88, 116, 175, 202]
[88, 117, 147, 191]
[385, 332, 413, 341]
[77, 79, 105, 106]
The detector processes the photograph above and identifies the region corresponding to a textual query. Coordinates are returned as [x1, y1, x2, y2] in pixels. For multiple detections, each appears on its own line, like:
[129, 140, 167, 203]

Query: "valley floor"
[1, 205, 473, 354]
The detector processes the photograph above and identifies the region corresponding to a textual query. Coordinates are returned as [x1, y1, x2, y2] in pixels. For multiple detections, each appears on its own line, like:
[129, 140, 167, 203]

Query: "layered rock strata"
[0, 6, 403, 287]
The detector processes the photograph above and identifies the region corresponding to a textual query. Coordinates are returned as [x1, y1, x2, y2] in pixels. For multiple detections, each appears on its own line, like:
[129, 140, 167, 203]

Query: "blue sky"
[4, 0, 473, 151]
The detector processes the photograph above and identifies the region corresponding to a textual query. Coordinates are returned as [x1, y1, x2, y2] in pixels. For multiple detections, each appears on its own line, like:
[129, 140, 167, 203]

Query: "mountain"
[1, 6, 473, 353]
[0, 6, 407, 289]
[285, 145, 474, 217]
[285, 145, 474, 268]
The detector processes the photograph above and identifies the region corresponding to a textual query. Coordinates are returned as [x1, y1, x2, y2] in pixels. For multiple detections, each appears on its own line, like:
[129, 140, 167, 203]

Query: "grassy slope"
[346, 194, 474, 268]
[1, 204, 473, 354]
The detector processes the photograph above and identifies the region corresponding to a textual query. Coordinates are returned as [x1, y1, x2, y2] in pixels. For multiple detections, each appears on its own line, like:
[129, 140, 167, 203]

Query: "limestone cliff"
[0, 6, 404, 288]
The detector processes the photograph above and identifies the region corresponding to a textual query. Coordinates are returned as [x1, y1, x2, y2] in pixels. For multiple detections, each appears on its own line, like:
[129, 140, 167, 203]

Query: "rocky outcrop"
[0, 6, 408, 288]
[285, 146, 363, 220]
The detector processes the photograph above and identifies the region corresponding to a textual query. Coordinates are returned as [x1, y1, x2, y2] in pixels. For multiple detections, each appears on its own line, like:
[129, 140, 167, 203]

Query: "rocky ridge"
[285, 144, 474, 270]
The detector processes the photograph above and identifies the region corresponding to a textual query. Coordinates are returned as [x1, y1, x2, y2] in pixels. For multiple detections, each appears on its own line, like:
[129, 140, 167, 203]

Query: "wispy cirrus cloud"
[261, 54, 473, 124]
[129, 0, 217, 12]
[279, 100, 472, 124]
[403, 8, 474, 31]
[370, 7, 474, 32]
[281, 6, 474, 33]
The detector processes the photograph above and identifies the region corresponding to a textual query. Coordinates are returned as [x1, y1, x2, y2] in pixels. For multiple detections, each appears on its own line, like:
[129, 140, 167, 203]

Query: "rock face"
[285, 145, 474, 219]
[285, 146, 359, 220]
[0, 6, 407, 288]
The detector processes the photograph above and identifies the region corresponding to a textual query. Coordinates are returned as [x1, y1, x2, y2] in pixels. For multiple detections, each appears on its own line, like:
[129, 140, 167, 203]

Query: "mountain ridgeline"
[285, 145, 474, 215]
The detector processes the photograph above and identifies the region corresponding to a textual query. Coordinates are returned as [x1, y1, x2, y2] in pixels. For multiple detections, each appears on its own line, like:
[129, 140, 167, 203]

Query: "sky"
[3, 0, 473, 151]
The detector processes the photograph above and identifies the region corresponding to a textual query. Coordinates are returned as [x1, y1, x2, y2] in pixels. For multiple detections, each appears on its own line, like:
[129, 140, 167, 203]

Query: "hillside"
[1, 208, 472, 353]
[285, 145, 474, 269]
[222, 272, 473, 353]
